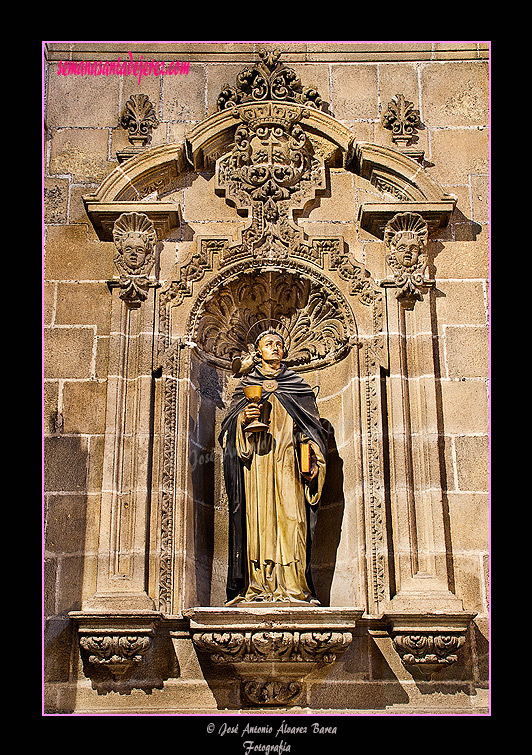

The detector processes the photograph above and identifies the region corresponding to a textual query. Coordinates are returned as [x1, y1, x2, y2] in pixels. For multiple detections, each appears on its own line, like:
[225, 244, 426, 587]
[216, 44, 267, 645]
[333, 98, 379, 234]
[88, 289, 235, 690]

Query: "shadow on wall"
[309, 418, 344, 607]
[43, 432, 88, 713]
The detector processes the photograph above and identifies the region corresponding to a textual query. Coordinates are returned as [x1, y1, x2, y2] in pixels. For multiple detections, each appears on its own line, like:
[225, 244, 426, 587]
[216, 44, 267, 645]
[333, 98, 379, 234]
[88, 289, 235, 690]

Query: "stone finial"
[120, 94, 159, 146]
[381, 93, 421, 147]
[216, 49, 323, 110]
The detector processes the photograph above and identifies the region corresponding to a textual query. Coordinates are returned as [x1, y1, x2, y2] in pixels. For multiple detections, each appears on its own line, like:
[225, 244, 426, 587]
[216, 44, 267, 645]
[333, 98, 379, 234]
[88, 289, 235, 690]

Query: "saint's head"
[254, 328, 288, 366]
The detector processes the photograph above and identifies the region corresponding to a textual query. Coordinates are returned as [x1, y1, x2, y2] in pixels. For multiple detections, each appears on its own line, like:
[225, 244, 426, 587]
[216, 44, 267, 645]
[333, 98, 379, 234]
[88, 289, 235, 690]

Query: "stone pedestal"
[186, 605, 363, 706]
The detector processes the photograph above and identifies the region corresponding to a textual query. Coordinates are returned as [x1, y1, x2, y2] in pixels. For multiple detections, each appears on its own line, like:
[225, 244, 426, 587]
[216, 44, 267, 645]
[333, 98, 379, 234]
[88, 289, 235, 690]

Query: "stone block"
[62, 380, 107, 435]
[44, 177, 70, 224]
[162, 63, 206, 121]
[447, 492, 489, 551]
[445, 325, 489, 379]
[435, 280, 488, 327]
[49, 128, 113, 184]
[429, 127, 489, 186]
[452, 554, 485, 614]
[44, 327, 95, 379]
[470, 174, 490, 224]
[55, 282, 112, 334]
[330, 64, 379, 121]
[441, 380, 488, 435]
[46, 62, 121, 128]
[45, 494, 88, 553]
[454, 436, 489, 492]
[432, 237, 489, 279]
[421, 62, 489, 128]
[45, 225, 114, 280]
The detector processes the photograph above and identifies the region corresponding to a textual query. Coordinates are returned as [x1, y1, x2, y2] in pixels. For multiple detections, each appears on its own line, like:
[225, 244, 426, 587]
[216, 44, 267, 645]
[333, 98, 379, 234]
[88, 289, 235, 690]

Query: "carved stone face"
[391, 235, 421, 268]
[121, 233, 149, 270]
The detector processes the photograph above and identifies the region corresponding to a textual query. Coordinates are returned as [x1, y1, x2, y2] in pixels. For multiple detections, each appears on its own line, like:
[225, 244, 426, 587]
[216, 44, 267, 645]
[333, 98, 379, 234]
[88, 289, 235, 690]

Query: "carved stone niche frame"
[72, 50, 477, 698]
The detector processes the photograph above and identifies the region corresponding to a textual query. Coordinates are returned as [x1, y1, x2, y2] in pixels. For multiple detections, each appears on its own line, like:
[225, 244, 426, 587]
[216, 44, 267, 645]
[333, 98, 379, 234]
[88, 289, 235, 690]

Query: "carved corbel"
[111, 212, 159, 307]
[70, 611, 162, 683]
[382, 212, 433, 307]
[386, 612, 476, 679]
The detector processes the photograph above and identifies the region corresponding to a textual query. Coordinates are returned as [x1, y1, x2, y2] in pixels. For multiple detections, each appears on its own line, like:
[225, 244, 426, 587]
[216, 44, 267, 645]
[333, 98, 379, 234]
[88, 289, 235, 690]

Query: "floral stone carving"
[120, 93, 159, 146]
[193, 270, 351, 373]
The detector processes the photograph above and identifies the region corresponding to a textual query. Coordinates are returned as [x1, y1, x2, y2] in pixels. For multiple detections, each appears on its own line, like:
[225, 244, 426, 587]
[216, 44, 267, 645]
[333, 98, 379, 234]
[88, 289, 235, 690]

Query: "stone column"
[380, 212, 474, 674]
[82, 212, 159, 612]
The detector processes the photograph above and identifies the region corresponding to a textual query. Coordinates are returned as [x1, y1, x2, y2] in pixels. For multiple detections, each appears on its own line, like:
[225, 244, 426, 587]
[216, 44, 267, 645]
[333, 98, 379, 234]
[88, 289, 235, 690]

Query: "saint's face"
[258, 334, 284, 364]
[122, 234, 148, 270]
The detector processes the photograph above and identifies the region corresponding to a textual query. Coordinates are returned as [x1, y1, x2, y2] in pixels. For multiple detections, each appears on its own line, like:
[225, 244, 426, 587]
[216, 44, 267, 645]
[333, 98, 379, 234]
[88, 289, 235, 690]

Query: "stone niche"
[70, 49, 476, 708]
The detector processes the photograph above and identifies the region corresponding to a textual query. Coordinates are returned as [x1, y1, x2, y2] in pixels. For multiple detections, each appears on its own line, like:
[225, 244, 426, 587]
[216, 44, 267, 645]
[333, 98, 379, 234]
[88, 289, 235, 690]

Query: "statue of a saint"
[219, 326, 328, 605]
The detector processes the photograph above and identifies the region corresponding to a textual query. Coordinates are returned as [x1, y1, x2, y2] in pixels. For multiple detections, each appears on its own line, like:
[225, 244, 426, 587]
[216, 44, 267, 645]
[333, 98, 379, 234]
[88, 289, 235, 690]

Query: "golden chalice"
[243, 385, 269, 432]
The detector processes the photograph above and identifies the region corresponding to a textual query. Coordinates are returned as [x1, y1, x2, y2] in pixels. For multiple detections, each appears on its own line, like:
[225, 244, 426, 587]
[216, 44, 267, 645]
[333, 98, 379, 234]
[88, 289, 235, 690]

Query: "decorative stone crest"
[112, 212, 158, 306]
[215, 102, 325, 264]
[120, 94, 159, 146]
[217, 49, 323, 111]
[383, 212, 431, 305]
[381, 93, 421, 147]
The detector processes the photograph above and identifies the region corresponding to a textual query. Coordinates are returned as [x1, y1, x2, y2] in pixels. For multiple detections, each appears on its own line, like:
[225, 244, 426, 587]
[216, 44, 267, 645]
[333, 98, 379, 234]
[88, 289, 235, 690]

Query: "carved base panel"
[186, 605, 363, 707]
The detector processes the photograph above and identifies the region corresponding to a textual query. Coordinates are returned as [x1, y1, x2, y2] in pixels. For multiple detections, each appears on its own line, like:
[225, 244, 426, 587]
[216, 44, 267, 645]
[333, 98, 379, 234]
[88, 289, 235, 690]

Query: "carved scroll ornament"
[193, 629, 353, 665]
[79, 633, 152, 679]
[392, 632, 466, 678]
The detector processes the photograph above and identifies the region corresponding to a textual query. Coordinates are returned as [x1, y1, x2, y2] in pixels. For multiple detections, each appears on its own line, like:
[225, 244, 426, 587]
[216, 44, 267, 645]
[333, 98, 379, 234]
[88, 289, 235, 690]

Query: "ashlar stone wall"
[43, 42, 489, 715]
